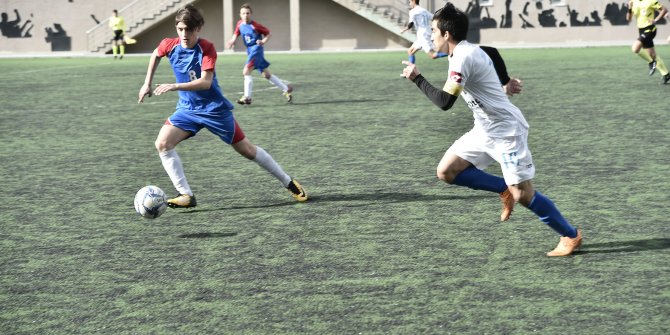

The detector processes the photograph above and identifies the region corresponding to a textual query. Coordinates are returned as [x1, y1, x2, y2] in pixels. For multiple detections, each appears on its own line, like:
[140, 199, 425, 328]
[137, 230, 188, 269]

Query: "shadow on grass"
[309, 192, 486, 207]
[578, 238, 670, 254]
[178, 232, 238, 239]
[176, 192, 487, 212]
[291, 99, 388, 106]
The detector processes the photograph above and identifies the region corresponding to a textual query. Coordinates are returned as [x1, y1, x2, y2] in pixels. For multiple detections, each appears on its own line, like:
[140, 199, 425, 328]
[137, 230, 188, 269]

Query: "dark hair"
[433, 2, 468, 41]
[175, 4, 204, 30]
[241, 3, 253, 13]
[112, 9, 118, 15]
[415, 0, 420, 5]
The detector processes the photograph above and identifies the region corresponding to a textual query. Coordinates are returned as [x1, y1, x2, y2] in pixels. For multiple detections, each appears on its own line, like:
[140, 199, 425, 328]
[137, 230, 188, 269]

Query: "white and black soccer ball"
[133, 185, 168, 219]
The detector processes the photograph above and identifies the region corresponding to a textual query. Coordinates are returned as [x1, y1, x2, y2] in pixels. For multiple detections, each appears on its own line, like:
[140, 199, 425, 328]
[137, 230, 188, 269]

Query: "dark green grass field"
[1, 46, 669, 334]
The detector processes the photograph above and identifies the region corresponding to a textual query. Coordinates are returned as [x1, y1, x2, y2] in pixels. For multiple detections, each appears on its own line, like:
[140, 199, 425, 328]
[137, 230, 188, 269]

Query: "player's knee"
[436, 168, 456, 184]
[154, 139, 171, 152]
[261, 72, 271, 79]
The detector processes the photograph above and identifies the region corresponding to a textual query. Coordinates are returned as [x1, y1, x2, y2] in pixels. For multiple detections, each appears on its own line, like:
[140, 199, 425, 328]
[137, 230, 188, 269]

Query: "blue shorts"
[246, 47, 270, 73]
[167, 108, 245, 144]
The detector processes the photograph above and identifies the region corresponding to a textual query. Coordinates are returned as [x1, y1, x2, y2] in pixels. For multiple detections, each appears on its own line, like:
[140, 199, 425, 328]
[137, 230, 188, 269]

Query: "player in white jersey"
[400, 3, 581, 257]
[400, 0, 447, 64]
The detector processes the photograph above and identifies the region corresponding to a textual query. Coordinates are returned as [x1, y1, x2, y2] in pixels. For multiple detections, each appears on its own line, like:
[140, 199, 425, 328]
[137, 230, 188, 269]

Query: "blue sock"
[527, 191, 577, 238]
[451, 166, 507, 193]
[435, 52, 448, 58]
[408, 54, 416, 64]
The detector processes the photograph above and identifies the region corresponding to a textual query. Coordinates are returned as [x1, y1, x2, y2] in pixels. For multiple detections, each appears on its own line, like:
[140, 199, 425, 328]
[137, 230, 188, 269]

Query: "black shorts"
[112, 29, 124, 42]
[638, 25, 657, 49]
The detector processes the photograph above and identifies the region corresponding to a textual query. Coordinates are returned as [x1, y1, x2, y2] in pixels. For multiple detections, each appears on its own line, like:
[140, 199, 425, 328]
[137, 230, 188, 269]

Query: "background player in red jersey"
[138, 4, 307, 208]
[226, 3, 294, 105]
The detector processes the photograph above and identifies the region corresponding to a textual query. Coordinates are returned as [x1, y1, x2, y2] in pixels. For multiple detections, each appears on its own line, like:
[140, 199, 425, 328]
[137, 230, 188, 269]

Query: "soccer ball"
[134, 185, 168, 219]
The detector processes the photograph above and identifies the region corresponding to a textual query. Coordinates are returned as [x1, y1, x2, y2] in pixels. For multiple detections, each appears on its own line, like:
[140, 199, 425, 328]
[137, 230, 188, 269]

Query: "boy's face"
[176, 21, 201, 49]
[240, 8, 252, 23]
[430, 20, 448, 54]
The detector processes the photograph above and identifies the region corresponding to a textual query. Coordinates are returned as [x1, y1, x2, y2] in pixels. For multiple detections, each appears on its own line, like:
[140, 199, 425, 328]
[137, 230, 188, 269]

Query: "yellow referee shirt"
[631, 0, 663, 28]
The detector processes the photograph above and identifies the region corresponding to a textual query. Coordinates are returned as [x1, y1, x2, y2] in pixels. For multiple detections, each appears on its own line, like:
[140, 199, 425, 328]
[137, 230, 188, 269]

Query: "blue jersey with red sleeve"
[156, 37, 234, 112]
[234, 20, 270, 50]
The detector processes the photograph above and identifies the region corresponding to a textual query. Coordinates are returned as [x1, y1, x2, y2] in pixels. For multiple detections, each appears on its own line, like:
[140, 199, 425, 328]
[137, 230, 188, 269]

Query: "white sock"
[244, 75, 253, 98]
[253, 146, 291, 187]
[159, 149, 193, 196]
[267, 74, 288, 92]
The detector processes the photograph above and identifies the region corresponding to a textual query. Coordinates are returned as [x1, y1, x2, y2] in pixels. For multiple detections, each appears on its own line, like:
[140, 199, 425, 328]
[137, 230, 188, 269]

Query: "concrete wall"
[1, 0, 669, 54]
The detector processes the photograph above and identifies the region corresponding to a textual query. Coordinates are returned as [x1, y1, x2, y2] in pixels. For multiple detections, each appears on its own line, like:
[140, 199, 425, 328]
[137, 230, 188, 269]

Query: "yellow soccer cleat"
[237, 96, 252, 105]
[167, 193, 197, 208]
[286, 178, 308, 202]
[283, 84, 293, 103]
[499, 188, 515, 221]
[547, 229, 582, 257]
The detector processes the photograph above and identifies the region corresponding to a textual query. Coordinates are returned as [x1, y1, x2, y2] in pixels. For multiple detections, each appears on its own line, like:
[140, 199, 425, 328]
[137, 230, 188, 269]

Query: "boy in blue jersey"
[226, 3, 293, 105]
[138, 4, 307, 208]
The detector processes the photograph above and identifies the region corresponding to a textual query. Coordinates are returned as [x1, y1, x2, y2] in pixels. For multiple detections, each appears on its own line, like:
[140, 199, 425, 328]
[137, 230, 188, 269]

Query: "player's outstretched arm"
[226, 33, 238, 49]
[401, 61, 458, 111]
[138, 49, 162, 103]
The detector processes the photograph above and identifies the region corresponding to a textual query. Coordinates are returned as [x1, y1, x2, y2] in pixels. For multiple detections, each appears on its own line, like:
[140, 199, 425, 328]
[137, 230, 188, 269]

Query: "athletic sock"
[655, 55, 669, 75]
[119, 45, 125, 56]
[408, 54, 416, 64]
[244, 75, 253, 98]
[253, 146, 291, 187]
[159, 149, 193, 196]
[526, 191, 577, 238]
[112, 45, 118, 56]
[451, 166, 507, 193]
[638, 49, 653, 63]
[267, 74, 289, 92]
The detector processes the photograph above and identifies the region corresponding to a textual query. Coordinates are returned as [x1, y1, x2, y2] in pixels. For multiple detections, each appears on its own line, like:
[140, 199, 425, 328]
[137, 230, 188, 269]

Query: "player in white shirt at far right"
[400, 2, 582, 257]
[400, 0, 447, 64]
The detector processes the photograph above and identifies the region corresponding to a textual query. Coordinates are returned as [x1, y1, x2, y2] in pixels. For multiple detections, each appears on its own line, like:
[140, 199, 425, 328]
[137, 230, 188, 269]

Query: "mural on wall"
[45, 23, 71, 51]
[464, 0, 666, 43]
[0, 9, 34, 38]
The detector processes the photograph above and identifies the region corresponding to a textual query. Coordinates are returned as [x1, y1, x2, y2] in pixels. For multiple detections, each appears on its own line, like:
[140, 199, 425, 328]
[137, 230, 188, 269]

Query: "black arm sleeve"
[480, 46, 511, 86]
[406, 22, 414, 29]
[412, 74, 458, 111]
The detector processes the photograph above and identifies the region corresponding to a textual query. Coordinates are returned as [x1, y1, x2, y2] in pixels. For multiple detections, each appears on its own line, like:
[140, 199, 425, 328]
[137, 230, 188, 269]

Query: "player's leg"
[260, 62, 293, 103]
[112, 34, 119, 58]
[231, 136, 308, 202]
[634, 33, 657, 75]
[440, 130, 513, 221]
[155, 122, 197, 208]
[119, 39, 125, 59]
[407, 45, 419, 64]
[238, 65, 253, 105]
[510, 181, 581, 256]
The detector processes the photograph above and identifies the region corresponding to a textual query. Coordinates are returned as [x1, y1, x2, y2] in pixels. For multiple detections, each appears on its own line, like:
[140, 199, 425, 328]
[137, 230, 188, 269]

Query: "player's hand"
[138, 83, 152, 103]
[503, 78, 522, 96]
[401, 60, 420, 80]
[226, 40, 234, 49]
[152, 83, 177, 97]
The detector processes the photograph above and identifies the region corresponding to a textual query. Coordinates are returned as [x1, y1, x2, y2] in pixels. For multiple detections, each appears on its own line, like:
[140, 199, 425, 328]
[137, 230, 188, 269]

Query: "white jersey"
[408, 6, 432, 41]
[444, 41, 529, 137]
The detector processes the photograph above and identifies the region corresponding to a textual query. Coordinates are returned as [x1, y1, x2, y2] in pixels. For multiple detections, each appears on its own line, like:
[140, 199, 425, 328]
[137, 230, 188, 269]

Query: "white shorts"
[411, 35, 434, 53]
[446, 128, 536, 185]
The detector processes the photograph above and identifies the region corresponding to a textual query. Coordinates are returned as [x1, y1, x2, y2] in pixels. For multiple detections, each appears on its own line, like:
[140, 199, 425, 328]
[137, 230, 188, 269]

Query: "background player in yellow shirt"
[626, 0, 670, 83]
[109, 9, 126, 59]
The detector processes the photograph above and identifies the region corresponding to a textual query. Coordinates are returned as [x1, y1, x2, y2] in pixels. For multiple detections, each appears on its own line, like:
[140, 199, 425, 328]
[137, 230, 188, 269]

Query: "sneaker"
[283, 84, 293, 103]
[547, 229, 582, 257]
[499, 189, 515, 222]
[167, 194, 197, 208]
[663, 73, 670, 84]
[237, 96, 252, 105]
[286, 178, 308, 202]
[649, 60, 657, 76]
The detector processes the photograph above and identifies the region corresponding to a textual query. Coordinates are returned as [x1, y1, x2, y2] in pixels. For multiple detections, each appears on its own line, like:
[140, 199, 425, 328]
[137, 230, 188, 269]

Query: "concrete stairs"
[331, 0, 415, 43]
[86, 0, 196, 53]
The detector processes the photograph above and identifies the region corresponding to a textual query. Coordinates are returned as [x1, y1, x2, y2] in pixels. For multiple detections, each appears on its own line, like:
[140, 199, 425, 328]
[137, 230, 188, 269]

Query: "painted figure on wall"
[0, 9, 33, 38]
